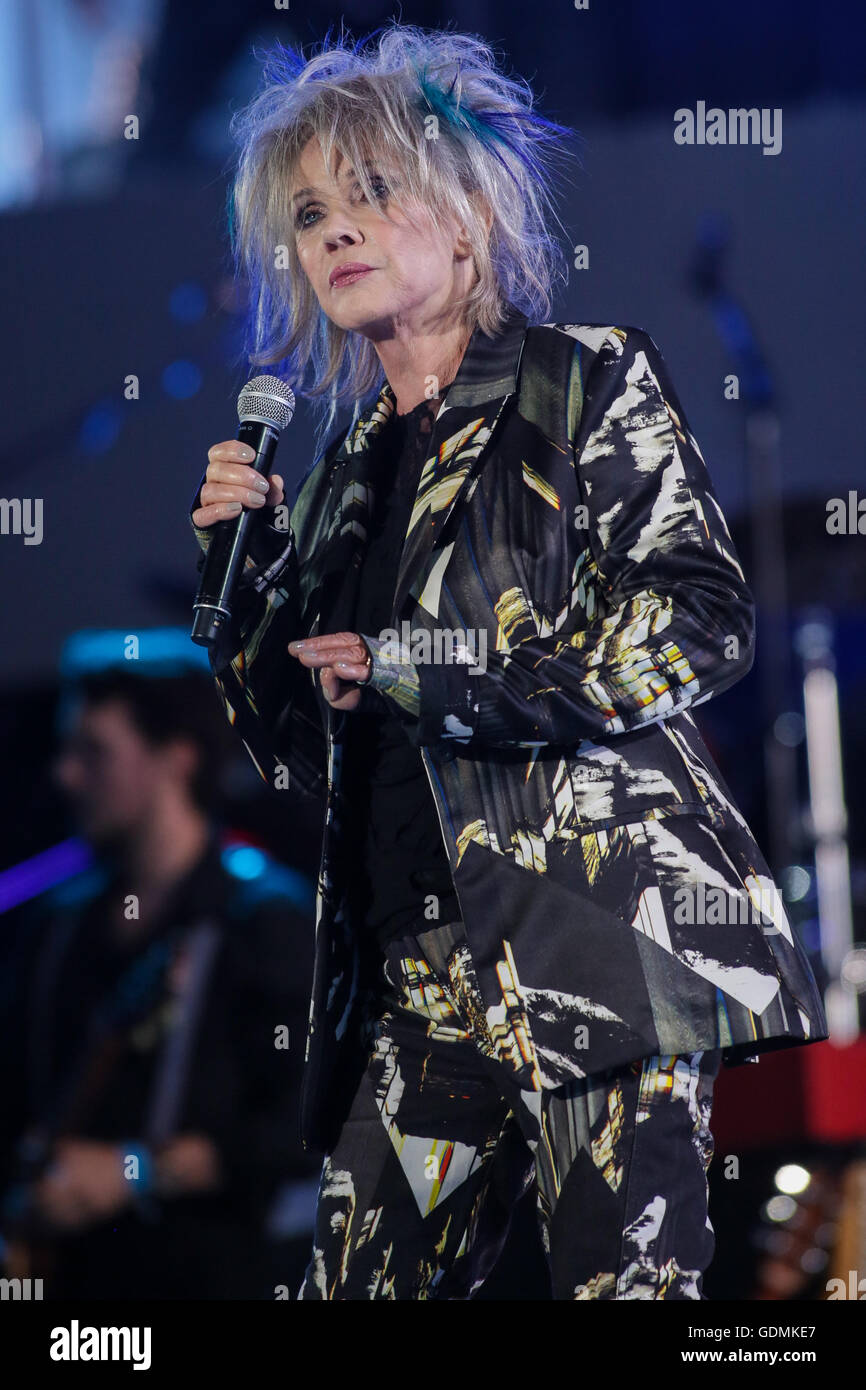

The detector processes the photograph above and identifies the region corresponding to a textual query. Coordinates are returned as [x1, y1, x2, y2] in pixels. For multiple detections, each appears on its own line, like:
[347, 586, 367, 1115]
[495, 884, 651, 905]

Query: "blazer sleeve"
[364, 326, 755, 748]
[189, 472, 328, 800]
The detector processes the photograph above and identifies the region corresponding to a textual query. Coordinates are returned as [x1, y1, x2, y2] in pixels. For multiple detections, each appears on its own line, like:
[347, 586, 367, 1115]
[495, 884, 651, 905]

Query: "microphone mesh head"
[237, 375, 296, 431]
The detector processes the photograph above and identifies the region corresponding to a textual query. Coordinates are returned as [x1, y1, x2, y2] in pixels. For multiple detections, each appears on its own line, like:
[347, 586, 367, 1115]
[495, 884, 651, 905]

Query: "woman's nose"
[319, 209, 362, 248]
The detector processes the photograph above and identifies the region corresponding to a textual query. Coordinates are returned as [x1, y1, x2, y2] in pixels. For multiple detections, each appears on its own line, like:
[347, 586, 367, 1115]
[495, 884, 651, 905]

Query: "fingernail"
[254, 477, 269, 492]
[289, 640, 306, 650]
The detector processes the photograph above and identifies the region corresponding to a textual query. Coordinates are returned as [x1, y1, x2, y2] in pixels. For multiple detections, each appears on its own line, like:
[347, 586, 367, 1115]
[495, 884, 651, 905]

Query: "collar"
[336, 299, 530, 460]
[388, 299, 530, 410]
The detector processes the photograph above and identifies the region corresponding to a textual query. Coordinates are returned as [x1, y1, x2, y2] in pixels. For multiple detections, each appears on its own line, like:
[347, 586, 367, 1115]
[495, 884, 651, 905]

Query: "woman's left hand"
[288, 632, 372, 711]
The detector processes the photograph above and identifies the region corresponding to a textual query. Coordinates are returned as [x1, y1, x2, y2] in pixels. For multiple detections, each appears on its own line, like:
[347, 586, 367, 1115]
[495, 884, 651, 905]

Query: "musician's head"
[53, 669, 230, 846]
[229, 22, 578, 437]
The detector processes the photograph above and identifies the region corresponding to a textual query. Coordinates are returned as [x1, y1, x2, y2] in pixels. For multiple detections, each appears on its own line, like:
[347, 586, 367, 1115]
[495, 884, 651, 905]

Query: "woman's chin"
[322, 304, 382, 336]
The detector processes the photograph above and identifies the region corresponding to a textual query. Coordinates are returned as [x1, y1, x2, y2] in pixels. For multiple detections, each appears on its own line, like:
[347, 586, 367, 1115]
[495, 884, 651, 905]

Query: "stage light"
[780, 865, 811, 902]
[222, 845, 267, 880]
[773, 1163, 811, 1195]
[773, 711, 805, 746]
[162, 359, 203, 399]
[763, 1194, 797, 1223]
[79, 401, 122, 453]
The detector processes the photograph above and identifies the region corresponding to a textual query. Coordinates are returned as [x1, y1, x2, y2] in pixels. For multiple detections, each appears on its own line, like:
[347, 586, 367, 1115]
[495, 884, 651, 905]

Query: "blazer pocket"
[562, 719, 719, 834]
[451, 833, 665, 1090]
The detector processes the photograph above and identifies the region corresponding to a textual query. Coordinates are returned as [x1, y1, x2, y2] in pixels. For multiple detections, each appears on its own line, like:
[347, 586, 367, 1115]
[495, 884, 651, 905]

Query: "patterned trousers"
[298, 918, 722, 1300]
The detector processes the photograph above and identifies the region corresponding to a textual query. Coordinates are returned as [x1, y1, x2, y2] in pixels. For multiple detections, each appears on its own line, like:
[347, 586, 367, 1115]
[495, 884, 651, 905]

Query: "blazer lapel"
[391, 392, 512, 625]
[317, 301, 531, 638]
[310, 390, 393, 640]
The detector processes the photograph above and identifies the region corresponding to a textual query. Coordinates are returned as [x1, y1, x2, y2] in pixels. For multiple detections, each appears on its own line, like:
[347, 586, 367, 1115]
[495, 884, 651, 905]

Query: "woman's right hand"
[191, 440, 285, 529]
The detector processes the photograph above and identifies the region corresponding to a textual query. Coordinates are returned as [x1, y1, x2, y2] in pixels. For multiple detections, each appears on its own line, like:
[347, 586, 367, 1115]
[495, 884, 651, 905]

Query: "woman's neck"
[374, 314, 472, 415]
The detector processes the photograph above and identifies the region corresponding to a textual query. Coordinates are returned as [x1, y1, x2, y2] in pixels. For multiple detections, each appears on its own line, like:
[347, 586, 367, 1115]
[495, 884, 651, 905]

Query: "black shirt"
[0, 830, 319, 1298]
[342, 394, 462, 950]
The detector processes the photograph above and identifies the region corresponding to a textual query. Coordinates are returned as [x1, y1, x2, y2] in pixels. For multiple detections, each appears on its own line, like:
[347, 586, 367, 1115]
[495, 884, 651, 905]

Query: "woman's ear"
[455, 191, 493, 258]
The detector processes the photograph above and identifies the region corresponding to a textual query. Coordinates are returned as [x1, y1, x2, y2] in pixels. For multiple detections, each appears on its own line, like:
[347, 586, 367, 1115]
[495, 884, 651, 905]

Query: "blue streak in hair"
[413, 62, 574, 193]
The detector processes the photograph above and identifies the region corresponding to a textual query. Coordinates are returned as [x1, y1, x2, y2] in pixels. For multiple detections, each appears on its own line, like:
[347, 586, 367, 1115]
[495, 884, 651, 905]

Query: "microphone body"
[191, 376, 295, 650]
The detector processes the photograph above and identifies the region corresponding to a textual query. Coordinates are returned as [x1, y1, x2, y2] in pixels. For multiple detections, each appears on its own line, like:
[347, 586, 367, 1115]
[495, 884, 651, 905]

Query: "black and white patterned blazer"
[191, 302, 828, 1153]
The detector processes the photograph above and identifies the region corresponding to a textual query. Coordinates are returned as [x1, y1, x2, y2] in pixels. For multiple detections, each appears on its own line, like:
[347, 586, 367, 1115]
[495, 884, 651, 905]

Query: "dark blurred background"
[1, 0, 865, 1301]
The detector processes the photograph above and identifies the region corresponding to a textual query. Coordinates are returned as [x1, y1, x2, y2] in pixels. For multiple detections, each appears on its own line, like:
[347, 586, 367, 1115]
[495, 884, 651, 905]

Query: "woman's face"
[291, 136, 473, 337]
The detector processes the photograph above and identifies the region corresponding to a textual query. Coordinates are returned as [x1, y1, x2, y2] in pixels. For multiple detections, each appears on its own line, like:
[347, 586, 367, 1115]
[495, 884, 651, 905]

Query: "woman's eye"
[296, 204, 319, 229]
[355, 175, 389, 202]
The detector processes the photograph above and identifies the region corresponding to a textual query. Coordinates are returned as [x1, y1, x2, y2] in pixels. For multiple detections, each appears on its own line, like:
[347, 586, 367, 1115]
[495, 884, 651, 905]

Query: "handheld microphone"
[191, 375, 295, 649]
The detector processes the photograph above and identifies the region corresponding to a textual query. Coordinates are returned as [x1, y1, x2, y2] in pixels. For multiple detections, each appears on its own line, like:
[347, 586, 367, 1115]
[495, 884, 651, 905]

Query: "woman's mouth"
[330, 266, 374, 289]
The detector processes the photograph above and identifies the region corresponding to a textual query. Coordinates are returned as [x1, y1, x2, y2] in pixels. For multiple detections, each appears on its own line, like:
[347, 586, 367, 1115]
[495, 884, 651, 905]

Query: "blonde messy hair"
[229, 21, 581, 447]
